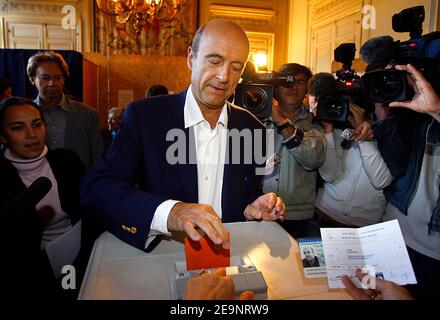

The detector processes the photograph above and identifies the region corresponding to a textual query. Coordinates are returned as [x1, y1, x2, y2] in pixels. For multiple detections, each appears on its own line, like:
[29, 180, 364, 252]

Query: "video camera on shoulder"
[314, 43, 365, 124]
[360, 5, 440, 101]
[232, 61, 296, 120]
[315, 5, 440, 124]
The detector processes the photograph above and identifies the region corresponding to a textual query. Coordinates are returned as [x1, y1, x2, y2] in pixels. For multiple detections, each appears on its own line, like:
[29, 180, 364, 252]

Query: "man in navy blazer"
[80, 19, 285, 251]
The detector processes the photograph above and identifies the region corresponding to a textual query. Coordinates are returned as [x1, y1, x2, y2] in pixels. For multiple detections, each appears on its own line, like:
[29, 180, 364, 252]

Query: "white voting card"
[46, 220, 82, 279]
[320, 219, 417, 288]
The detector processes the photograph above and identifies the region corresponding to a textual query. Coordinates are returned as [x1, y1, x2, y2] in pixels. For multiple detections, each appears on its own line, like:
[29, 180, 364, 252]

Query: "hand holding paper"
[321, 220, 417, 289]
[342, 269, 413, 300]
[168, 202, 229, 249]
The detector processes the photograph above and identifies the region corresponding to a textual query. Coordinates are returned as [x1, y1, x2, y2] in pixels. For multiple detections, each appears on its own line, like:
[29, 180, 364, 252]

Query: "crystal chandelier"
[96, 0, 185, 34]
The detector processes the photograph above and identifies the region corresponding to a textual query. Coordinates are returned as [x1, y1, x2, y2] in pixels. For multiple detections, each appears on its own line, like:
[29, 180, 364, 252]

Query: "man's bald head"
[191, 19, 250, 58]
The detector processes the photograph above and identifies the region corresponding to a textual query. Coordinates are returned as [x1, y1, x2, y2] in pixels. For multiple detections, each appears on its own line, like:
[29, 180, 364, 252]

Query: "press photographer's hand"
[244, 192, 286, 221]
[354, 121, 374, 141]
[348, 103, 366, 128]
[271, 98, 288, 126]
[347, 104, 374, 141]
[390, 64, 440, 118]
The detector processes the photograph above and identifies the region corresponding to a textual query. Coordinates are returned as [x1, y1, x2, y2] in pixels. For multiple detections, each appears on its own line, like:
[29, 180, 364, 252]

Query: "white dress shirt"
[148, 86, 228, 236]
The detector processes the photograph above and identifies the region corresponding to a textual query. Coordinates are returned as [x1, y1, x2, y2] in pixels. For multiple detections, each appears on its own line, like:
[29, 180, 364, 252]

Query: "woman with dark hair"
[0, 97, 98, 299]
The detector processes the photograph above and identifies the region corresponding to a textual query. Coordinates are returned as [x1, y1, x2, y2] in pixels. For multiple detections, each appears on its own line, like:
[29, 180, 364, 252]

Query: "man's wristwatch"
[282, 125, 304, 149]
[276, 119, 293, 134]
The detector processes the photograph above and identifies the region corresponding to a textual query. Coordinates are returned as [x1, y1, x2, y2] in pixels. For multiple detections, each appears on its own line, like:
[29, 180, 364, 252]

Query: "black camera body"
[233, 65, 297, 120]
[316, 96, 350, 124]
[316, 6, 440, 124]
[315, 43, 364, 124]
[362, 6, 440, 101]
[316, 52, 412, 124]
[361, 69, 412, 103]
[234, 83, 273, 120]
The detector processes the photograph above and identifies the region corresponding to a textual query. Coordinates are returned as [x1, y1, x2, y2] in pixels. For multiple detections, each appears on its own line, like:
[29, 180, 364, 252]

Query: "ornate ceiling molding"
[310, 0, 363, 24]
[208, 4, 276, 30]
[312, 0, 339, 17]
[209, 4, 276, 21]
[213, 16, 274, 31]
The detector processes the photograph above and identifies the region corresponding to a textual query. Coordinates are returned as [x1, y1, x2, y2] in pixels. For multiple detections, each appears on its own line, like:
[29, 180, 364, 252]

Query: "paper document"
[320, 220, 417, 288]
[46, 220, 82, 279]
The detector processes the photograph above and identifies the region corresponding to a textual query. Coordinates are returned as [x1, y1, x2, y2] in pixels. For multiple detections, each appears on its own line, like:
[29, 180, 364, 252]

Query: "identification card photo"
[298, 237, 327, 278]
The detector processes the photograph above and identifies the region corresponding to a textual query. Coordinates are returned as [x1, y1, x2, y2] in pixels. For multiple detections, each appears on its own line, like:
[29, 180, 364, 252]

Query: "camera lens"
[374, 73, 403, 99]
[242, 87, 269, 114]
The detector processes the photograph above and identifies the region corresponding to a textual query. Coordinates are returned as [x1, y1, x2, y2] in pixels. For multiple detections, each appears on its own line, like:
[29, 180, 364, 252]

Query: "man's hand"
[346, 103, 373, 141]
[185, 268, 254, 300]
[167, 202, 229, 249]
[341, 268, 413, 300]
[271, 98, 288, 126]
[308, 94, 318, 116]
[271, 98, 297, 139]
[244, 192, 286, 221]
[390, 64, 440, 118]
[348, 103, 366, 128]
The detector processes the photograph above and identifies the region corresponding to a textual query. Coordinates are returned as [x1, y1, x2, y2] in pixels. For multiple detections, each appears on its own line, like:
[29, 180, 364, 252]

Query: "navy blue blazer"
[80, 90, 266, 251]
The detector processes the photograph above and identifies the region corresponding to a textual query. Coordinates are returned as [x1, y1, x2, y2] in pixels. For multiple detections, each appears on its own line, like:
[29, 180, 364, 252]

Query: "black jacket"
[0, 148, 100, 299]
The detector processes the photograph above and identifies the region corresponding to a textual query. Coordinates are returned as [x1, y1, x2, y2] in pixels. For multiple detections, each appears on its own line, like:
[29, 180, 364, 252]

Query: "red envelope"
[185, 232, 230, 271]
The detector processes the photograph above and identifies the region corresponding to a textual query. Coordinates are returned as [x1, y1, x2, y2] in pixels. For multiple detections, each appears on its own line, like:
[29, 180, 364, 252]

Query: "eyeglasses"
[36, 75, 64, 82]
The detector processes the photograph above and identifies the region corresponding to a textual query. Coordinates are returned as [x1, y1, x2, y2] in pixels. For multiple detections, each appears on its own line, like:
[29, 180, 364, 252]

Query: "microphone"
[309, 73, 339, 98]
[341, 128, 355, 141]
[360, 36, 397, 67]
[0, 177, 52, 215]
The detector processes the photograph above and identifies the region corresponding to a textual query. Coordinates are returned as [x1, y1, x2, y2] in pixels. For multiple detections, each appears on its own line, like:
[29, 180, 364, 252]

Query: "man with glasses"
[262, 63, 325, 238]
[27, 51, 103, 168]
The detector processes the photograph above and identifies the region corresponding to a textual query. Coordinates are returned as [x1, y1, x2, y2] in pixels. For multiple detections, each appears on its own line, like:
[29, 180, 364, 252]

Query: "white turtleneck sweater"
[5, 146, 72, 249]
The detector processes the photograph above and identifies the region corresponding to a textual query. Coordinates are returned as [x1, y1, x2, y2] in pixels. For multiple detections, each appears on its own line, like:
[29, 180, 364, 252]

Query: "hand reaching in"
[244, 192, 286, 221]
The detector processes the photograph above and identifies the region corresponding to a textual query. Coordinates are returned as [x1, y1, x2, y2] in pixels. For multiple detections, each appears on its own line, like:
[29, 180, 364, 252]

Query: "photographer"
[309, 73, 393, 227]
[373, 63, 440, 299]
[263, 63, 325, 238]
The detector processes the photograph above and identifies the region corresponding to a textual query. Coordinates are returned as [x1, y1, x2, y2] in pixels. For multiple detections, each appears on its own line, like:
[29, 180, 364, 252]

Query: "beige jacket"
[263, 105, 326, 220]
